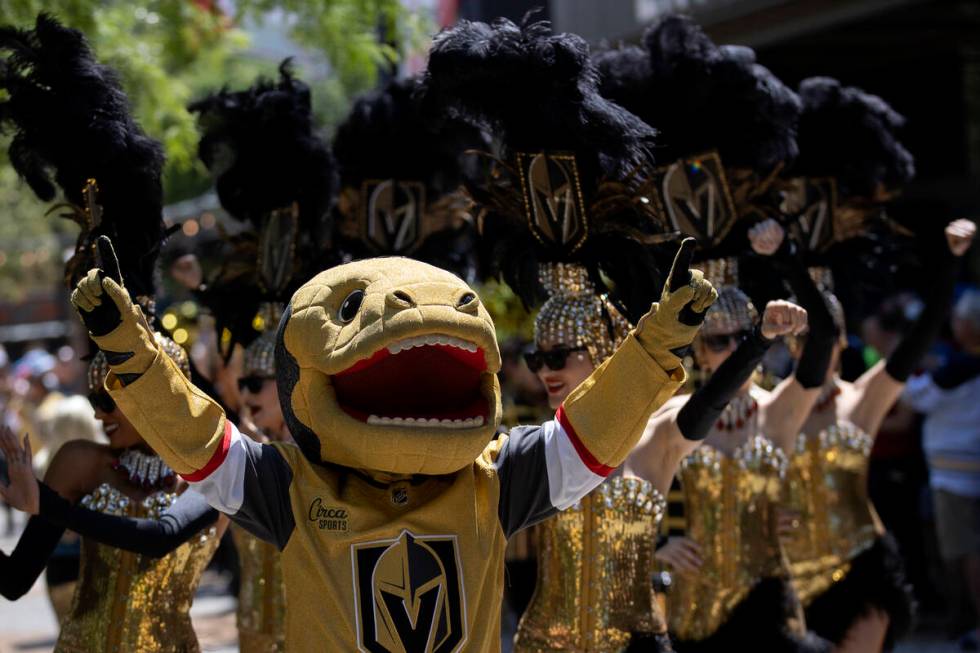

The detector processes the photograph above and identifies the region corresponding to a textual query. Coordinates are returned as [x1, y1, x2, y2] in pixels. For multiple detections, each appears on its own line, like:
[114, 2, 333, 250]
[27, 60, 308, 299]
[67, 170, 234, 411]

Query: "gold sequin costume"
[54, 484, 219, 653]
[515, 476, 668, 652]
[668, 434, 793, 642]
[232, 525, 286, 653]
[783, 423, 882, 605]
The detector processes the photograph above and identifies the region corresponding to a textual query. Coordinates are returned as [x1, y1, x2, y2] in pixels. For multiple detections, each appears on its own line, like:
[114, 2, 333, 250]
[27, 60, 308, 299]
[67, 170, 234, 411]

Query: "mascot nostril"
[388, 289, 416, 308]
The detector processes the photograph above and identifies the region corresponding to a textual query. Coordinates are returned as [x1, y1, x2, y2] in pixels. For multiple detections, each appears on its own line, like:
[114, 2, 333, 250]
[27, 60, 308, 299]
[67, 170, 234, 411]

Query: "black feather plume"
[188, 59, 337, 237]
[422, 16, 667, 322]
[794, 76, 914, 198]
[0, 13, 166, 300]
[189, 62, 338, 356]
[331, 75, 485, 277]
[594, 14, 801, 172]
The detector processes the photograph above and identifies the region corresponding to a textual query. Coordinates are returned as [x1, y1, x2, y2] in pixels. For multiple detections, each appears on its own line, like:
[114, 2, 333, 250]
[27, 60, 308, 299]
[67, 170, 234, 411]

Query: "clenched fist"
[946, 219, 976, 257]
[760, 300, 808, 340]
[748, 219, 785, 256]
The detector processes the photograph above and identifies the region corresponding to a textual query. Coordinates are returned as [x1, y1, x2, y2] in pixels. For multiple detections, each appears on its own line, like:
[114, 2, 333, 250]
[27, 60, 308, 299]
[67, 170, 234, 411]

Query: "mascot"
[68, 21, 717, 653]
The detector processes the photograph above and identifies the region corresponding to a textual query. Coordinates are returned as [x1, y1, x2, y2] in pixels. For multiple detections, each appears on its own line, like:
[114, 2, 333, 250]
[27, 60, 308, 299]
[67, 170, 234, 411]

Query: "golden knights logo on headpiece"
[361, 179, 427, 254]
[352, 530, 466, 652]
[516, 152, 588, 253]
[782, 177, 838, 254]
[652, 151, 737, 248]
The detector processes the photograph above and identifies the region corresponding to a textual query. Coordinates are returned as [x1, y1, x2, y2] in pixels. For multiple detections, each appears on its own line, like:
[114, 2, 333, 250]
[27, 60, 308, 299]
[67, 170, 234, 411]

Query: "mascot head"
[276, 257, 502, 475]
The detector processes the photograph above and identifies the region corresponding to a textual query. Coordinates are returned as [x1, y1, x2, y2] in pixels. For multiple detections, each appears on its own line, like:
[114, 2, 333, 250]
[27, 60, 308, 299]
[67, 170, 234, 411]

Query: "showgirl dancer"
[422, 15, 713, 652]
[780, 75, 976, 652]
[188, 61, 337, 652]
[596, 15, 836, 652]
[0, 15, 225, 652]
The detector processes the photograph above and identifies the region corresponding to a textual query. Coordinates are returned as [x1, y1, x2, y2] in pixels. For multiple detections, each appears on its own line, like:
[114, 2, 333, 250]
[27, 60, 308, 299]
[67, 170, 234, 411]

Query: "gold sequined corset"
[784, 423, 882, 606]
[514, 476, 667, 653]
[669, 436, 788, 642]
[232, 524, 286, 653]
[54, 484, 220, 653]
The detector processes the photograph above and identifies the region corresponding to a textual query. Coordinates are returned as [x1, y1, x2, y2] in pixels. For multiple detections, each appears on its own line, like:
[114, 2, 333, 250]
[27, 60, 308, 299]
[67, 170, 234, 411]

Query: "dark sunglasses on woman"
[523, 346, 588, 373]
[238, 375, 273, 394]
[701, 330, 751, 353]
[88, 391, 116, 414]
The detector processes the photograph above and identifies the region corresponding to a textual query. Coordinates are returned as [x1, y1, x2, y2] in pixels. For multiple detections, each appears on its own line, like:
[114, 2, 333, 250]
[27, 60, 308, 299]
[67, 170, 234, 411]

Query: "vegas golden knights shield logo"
[362, 179, 426, 254]
[654, 151, 737, 247]
[352, 531, 467, 653]
[516, 152, 588, 253]
[783, 177, 838, 253]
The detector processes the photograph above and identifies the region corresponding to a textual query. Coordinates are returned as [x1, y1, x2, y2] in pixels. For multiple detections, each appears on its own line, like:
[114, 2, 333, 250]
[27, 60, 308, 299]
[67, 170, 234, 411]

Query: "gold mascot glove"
[557, 241, 711, 471]
[70, 268, 158, 382]
[634, 238, 717, 372]
[71, 267, 227, 476]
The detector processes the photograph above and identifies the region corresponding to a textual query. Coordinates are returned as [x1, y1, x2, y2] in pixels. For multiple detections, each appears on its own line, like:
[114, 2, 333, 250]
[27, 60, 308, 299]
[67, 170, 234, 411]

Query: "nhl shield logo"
[655, 151, 737, 247]
[352, 530, 467, 653]
[362, 179, 426, 254]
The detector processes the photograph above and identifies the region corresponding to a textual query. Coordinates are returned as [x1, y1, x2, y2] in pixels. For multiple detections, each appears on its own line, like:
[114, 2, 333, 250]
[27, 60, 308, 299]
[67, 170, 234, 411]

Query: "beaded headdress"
[0, 14, 189, 389]
[423, 16, 670, 365]
[190, 61, 337, 370]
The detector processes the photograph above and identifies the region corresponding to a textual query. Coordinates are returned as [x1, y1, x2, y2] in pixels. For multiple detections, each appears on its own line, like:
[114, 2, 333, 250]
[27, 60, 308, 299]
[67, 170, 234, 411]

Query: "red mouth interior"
[333, 344, 488, 422]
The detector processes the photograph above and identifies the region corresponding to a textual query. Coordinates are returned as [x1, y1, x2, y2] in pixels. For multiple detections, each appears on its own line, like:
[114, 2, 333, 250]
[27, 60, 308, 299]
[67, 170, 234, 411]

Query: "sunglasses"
[88, 391, 116, 414]
[701, 331, 750, 353]
[523, 346, 588, 373]
[238, 376, 273, 394]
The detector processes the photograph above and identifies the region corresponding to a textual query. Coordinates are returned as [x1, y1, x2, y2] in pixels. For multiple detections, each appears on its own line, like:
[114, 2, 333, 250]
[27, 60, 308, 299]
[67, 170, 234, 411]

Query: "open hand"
[760, 300, 808, 340]
[655, 536, 703, 575]
[748, 219, 785, 256]
[0, 425, 39, 515]
[946, 219, 976, 257]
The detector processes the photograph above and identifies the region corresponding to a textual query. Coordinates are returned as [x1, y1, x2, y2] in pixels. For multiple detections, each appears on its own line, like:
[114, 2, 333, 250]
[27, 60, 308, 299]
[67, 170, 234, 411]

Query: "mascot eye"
[338, 290, 365, 323]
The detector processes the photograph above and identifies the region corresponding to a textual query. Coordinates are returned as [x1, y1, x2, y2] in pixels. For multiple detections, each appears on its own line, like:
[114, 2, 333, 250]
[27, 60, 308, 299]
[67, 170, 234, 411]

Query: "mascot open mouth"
[333, 334, 489, 427]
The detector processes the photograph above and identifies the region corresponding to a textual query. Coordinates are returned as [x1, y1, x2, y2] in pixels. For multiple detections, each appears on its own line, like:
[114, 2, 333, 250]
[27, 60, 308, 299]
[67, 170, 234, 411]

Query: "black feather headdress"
[794, 76, 914, 200]
[422, 17, 668, 322]
[595, 14, 800, 174]
[0, 13, 166, 301]
[331, 75, 485, 277]
[422, 16, 671, 363]
[189, 61, 338, 358]
[594, 15, 801, 262]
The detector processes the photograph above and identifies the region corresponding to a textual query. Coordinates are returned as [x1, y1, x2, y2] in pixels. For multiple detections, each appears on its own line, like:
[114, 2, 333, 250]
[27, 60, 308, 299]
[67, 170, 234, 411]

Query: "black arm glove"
[38, 483, 219, 558]
[676, 327, 773, 440]
[773, 241, 836, 388]
[886, 256, 959, 383]
[0, 514, 65, 600]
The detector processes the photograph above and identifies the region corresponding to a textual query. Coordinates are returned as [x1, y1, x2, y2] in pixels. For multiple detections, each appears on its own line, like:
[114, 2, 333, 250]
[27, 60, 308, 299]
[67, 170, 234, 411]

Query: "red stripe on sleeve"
[555, 405, 615, 477]
[181, 421, 233, 482]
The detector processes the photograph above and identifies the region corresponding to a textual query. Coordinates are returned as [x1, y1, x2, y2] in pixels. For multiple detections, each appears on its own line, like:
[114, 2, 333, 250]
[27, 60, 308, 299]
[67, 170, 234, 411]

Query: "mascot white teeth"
[70, 16, 717, 652]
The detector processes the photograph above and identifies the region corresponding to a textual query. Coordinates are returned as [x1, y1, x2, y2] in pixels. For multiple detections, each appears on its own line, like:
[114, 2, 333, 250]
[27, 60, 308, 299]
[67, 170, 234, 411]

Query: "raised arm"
[37, 484, 221, 558]
[851, 219, 976, 435]
[628, 301, 805, 493]
[749, 220, 837, 448]
[494, 240, 716, 535]
[69, 267, 295, 549]
[0, 427, 65, 599]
